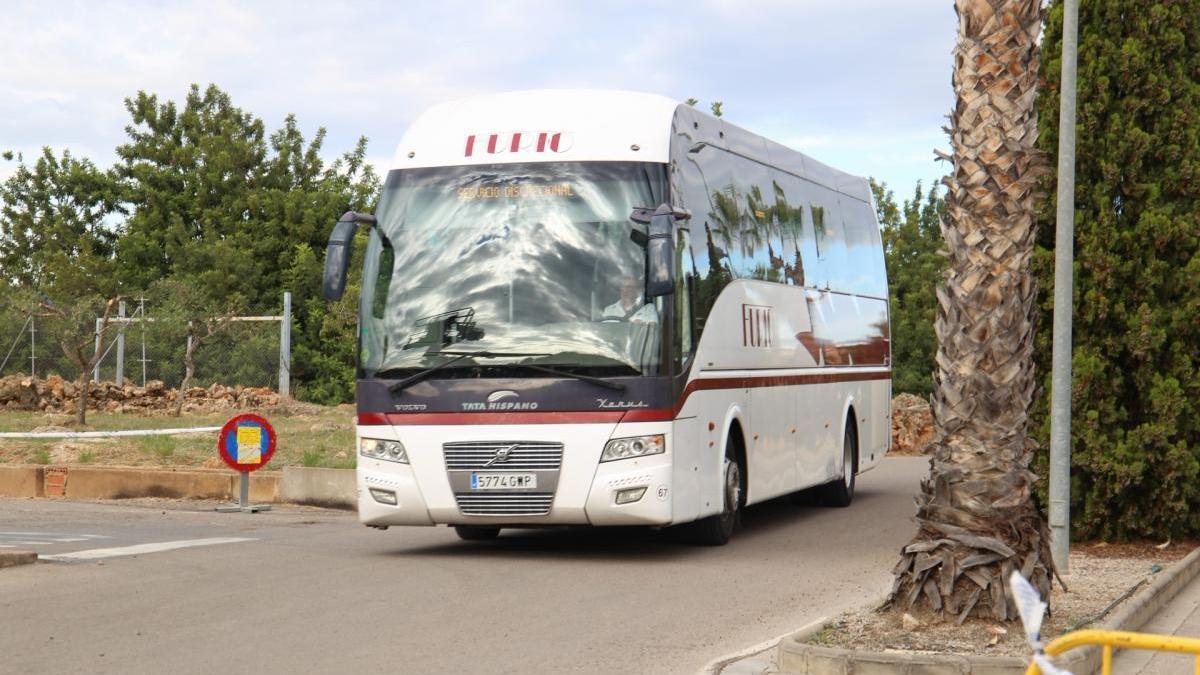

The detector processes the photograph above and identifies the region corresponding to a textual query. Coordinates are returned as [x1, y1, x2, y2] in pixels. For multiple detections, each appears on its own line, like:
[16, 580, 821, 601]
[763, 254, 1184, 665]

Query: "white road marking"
[40, 537, 256, 562]
[0, 532, 109, 538]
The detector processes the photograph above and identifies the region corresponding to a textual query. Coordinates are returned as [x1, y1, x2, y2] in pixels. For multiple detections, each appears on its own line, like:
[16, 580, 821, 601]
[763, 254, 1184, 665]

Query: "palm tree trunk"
[887, 0, 1056, 623]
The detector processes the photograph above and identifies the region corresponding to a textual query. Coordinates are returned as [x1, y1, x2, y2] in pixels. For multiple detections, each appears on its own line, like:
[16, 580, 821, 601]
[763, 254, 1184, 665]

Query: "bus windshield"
[358, 162, 668, 380]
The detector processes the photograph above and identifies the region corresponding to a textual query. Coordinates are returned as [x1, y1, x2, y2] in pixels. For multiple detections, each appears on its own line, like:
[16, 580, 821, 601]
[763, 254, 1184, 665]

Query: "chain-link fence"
[0, 293, 292, 394]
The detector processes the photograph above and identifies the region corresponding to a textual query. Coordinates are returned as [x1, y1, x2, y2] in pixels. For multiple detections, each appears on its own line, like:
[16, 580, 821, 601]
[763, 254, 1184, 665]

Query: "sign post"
[215, 413, 277, 513]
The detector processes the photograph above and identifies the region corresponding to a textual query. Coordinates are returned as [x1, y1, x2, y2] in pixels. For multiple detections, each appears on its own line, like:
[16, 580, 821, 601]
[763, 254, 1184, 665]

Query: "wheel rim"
[724, 458, 742, 513]
[843, 432, 854, 489]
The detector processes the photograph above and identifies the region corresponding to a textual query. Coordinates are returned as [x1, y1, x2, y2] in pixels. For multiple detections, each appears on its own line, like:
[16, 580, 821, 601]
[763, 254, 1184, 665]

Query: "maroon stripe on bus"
[359, 411, 628, 426]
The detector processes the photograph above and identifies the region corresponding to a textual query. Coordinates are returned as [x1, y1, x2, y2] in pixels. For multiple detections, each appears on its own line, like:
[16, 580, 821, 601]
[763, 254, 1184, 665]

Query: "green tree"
[1035, 0, 1200, 539]
[0, 148, 121, 293]
[114, 83, 379, 403]
[873, 179, 947, 398]
[0, 148, 124, 423]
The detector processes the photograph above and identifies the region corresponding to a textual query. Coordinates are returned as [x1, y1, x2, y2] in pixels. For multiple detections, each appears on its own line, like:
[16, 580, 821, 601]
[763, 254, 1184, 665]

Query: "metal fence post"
[93, 318, 101, 381]
[116, 300, 126, 386]
[139, 296, 148, 387]
[279, 291, 292, 398]
[29, 317, 36, 378]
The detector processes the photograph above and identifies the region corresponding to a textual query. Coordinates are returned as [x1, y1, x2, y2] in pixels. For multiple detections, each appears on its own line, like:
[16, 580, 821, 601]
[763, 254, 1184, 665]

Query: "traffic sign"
[217, 413, 277, 473]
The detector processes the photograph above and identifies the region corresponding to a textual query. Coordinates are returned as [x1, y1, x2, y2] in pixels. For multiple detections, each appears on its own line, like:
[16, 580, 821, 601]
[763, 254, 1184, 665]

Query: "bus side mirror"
[646, 205, 676, 298]
[322, 211, 377, 301]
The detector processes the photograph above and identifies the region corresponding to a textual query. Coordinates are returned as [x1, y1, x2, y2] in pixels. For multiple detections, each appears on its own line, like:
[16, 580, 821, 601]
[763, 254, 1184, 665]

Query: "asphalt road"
[0, 456, 927, 674]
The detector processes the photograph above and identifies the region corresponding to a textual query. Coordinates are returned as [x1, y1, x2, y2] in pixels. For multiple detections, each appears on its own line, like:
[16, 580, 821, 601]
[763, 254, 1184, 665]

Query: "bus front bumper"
[356, 421, 675, 528]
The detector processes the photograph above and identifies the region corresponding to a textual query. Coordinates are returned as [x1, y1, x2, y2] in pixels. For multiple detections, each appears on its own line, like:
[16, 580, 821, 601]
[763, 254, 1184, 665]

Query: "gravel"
[808, 543, 1192, 658]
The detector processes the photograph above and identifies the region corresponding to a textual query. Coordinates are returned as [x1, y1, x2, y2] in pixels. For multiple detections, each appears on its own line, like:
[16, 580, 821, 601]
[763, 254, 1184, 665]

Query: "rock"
[902, 613, 922, 631]
[891, 393, 934, 455]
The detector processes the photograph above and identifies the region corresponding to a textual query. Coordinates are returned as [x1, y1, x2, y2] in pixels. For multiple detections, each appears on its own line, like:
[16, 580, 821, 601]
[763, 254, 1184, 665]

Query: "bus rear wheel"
[691, 453, 743, 546]
[822, 424, 857, 508]
[454, 525, 501, 541]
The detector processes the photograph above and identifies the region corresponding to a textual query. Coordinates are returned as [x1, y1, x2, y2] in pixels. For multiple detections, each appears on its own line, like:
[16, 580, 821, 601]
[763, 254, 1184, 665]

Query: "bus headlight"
[600, 434, 665, 462]
[359, 438, 409, 464]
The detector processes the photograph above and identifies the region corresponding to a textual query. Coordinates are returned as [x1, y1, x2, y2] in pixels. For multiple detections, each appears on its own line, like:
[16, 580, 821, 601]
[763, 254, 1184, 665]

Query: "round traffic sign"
[217, 413, 277, 473]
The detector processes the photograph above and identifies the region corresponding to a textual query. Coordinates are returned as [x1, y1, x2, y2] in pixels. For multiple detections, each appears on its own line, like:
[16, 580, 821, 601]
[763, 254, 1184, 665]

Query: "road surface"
[0, 456, 927, 674]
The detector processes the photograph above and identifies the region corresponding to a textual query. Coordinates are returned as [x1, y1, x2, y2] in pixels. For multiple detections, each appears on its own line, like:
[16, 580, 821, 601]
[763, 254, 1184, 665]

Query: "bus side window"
[372, 237, 394, 320]
[672, 151, 729, 342]
[675, 226, 696, 368]
[841, 199, 888, 297]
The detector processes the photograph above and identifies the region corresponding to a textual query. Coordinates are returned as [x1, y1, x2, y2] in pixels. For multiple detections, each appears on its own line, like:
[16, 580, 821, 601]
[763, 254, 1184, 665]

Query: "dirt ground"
[808, 541, 1196, 658]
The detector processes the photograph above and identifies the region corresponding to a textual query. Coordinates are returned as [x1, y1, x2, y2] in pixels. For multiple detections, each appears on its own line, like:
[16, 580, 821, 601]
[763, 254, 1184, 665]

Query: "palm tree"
[887, 0, 1056, 623]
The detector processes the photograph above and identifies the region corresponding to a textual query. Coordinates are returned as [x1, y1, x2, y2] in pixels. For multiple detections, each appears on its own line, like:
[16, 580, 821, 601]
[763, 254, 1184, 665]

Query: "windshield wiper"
[502, 363, 627, 392]
[387, 350, 547, 394]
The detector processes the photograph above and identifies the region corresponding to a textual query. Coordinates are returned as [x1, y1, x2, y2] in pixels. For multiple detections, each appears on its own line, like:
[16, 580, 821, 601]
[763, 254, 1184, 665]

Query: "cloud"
[0, 0, 957, 191]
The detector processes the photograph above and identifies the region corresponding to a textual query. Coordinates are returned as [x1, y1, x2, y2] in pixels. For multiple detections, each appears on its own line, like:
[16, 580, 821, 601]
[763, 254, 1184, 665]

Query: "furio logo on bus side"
[742, 304, 774, 348]
[464, 131, 574, 157]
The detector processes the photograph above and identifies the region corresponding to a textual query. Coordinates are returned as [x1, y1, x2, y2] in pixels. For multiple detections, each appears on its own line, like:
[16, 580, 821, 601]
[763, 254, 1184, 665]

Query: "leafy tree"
[113, 83, 378, 403]
[1035, 0, 1200, 539]
[0, 148, 124, 423]
[0, 148, 121, 293]
[873, 179, 947, 398]
[888, 0, 1055, 623]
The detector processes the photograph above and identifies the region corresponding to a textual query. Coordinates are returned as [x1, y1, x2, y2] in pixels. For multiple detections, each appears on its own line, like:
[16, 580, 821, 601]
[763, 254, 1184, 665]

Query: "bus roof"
[390, 89, 871, 203]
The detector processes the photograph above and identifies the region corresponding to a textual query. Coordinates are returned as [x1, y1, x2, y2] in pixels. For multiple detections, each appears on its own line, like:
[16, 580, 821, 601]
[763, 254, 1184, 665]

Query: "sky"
[0, 0, 957, 201]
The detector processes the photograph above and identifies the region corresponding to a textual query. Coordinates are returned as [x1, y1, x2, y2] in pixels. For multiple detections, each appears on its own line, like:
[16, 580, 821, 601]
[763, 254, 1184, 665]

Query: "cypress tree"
[1036, 0, 1200, 539]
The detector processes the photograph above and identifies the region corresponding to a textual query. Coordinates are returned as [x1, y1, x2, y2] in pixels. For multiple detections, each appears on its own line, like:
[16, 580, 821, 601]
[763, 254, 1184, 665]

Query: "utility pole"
[1049, 0, 1080, 573]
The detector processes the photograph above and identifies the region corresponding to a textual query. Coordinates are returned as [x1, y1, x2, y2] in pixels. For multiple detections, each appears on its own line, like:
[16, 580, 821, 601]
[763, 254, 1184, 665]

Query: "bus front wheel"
[691, 452, 743, 546]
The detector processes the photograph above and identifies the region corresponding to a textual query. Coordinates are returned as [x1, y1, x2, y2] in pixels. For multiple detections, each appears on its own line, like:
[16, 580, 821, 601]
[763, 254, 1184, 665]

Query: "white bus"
[322, 90, 890, 544]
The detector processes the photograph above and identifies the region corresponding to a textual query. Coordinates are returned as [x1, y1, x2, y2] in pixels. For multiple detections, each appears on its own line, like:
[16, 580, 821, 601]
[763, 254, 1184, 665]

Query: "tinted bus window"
[839, 199, 888, 297]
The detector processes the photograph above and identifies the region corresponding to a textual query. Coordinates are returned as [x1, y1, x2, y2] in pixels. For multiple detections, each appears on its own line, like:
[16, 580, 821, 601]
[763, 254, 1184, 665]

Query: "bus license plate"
[470, 473, 537, 490]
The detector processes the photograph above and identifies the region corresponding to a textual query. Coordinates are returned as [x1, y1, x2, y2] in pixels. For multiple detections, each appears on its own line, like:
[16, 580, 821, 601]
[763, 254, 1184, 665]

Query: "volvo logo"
[484, 444, 521, 467]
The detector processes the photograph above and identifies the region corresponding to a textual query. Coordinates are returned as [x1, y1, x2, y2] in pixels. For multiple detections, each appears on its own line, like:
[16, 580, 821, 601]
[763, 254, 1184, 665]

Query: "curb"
[0, 464, 358, 511]
[776, 546, 1200, 674]
[0, 465, 279, 503]
[0, 550, 37, 569]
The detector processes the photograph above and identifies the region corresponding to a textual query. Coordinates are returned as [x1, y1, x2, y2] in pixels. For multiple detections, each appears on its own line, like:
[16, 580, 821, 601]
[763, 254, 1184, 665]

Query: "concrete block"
[966, 655, 1027, 675]
[0, 550, 37, 568]
[804, 648, 849, 675]
[248, 472, 280, 502]
[281, 466, 356, 509]
[65, 467, 234, 500]
[45, 466, 68, 496]
[851, 652, 913, 674]
[0, 466, 43, 497]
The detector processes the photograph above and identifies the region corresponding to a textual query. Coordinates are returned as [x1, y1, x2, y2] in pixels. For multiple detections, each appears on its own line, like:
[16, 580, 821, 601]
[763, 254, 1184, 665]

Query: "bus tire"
[690, 450, 743, 546]
[454, 525, 501, 541]
[822, 423, 857, 508]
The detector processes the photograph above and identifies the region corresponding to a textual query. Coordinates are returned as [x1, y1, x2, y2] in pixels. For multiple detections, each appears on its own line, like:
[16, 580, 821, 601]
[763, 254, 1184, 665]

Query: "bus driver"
[603, 275, 658, 323]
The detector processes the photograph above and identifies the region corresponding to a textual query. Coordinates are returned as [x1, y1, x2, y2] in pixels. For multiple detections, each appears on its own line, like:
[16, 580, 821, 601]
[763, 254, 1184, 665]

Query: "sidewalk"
[1110, 570, 1200, 674]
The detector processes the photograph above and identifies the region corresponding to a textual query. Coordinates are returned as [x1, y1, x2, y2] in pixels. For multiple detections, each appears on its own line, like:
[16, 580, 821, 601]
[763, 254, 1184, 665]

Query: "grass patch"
[807, 624, 837, 646]
[78, 451, 96, 464]
[32, 449, 51, 464]
[137, 435, 176, 460]
[325, 454, 357, 470]
[302, 448, 324, 467]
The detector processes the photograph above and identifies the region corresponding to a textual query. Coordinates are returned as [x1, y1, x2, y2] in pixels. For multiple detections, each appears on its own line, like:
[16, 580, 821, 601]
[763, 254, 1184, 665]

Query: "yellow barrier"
[1026, 628, 1200, 675]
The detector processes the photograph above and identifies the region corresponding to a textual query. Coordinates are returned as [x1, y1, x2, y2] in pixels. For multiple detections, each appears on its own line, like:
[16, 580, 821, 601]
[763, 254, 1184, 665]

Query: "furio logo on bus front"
[463, 131, 574, 157]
